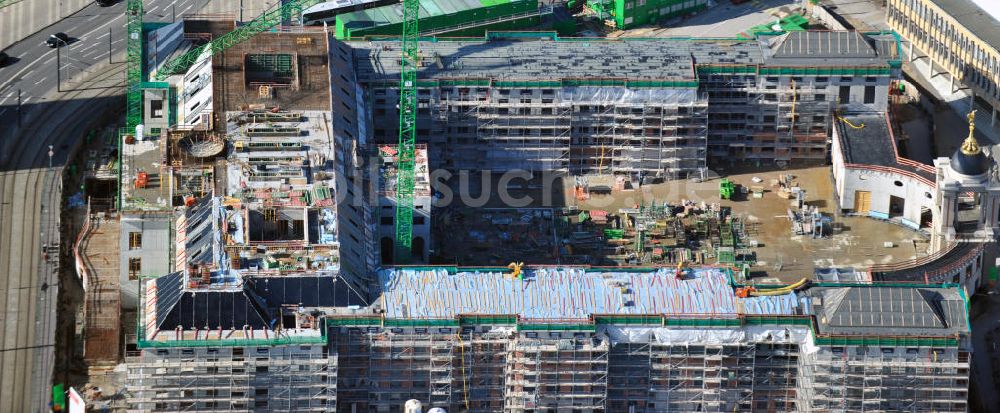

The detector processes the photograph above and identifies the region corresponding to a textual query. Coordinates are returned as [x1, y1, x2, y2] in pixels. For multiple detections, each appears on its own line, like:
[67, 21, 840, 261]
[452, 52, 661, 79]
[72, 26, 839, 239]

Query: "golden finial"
[961, 110, 980, 155]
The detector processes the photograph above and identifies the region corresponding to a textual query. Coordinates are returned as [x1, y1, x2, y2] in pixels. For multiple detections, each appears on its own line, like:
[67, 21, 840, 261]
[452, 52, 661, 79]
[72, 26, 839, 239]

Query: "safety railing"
[867, 242, 959, 274]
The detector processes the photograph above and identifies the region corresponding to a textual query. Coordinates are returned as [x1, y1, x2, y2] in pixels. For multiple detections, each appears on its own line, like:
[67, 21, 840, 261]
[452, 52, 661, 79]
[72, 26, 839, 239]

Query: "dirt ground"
[429, 165, 928, 282]
[569, 165, 929, 282]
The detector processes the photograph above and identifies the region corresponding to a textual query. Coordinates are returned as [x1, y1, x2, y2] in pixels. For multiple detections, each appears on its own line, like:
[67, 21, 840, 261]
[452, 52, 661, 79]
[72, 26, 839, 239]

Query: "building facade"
[127, 267, 971, 413]
[348, 31, 900, 179]
[887, 0, 1000, 125]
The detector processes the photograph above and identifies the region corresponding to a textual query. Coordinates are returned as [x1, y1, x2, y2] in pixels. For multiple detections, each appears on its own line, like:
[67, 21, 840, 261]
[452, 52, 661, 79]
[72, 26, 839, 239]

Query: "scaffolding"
[800, 344, 970, 412]
[126, 345, 334, 411]
[130, 317, 972, 413]
[79, 214, 123, 363]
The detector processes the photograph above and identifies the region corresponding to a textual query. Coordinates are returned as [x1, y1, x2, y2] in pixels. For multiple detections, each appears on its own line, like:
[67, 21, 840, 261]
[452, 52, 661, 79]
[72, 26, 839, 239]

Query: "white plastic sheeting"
[603, 325, 815, 350]
[741, 292, 800, 315]
[378, 267, 801, 319]
[562, 87, 700, 105]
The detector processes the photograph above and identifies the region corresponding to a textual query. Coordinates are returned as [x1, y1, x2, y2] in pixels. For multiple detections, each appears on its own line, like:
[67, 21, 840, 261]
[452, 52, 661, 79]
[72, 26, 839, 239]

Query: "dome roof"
[950, 110, 990, 176]
[950, 142, 989, 176]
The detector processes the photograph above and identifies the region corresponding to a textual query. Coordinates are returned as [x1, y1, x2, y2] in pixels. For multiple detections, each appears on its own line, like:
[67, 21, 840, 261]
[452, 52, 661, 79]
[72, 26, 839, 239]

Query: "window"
[128, 258, 141, 280]
[863, 86, 876, 104]
[839, 86, 851, 104]
[128, 232, 142, 249]
[814, 94, 826, 101]
[150, 100, 164, 119]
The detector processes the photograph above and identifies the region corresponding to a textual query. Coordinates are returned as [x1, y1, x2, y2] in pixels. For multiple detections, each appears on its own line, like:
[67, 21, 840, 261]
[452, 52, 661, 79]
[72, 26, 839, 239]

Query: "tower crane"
[151, 0, 328, 81]
[393, 0, 420, 263]
[128, 0, 422, 263]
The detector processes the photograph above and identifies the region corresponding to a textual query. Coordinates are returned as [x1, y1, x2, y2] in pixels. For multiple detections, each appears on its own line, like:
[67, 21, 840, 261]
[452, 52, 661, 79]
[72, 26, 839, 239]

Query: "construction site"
[56, 0, 998, 411]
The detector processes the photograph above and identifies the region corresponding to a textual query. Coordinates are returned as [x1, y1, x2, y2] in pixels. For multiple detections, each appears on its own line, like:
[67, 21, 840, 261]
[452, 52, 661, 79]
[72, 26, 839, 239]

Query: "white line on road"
[33, 78, 47, 86]
[82, 50, 100, 58]
[0, 16, 119, 92]
[87, 15, 100, 22]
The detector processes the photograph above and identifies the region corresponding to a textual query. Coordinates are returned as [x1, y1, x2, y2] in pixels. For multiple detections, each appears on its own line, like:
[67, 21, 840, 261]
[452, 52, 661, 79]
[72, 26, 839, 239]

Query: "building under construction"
[113, 10, 971, 412]
[127, 264, 971, 412]
[349, 30, 899, 180]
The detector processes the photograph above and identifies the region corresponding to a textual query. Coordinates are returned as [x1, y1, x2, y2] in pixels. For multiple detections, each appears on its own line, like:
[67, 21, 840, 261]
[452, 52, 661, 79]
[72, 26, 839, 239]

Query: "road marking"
[87, 15, 100, 22]
[33, 78, 46, 86]
[0, 16, 120, 92]
[82, 50, 99, 58]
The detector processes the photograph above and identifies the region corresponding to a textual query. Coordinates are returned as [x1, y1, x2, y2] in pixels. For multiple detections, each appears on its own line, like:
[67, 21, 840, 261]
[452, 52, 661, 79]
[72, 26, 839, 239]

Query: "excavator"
[735, 278, 809, 297]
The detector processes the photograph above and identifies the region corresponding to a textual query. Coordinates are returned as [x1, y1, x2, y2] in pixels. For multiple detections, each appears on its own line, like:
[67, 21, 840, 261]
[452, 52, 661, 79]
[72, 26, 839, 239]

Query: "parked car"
[46, 33, 69, 48]
[0, 51, 8, 67]
[95, 0, 115, 6]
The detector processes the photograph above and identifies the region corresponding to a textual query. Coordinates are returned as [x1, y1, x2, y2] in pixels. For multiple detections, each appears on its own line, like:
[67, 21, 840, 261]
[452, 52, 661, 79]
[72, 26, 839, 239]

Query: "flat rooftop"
[376, 267, 803, 319]
[350, 31, 899, 83]
[835, 112, 935, 181]
[212, 30, 331, 114]
[121, 137, 171, 211]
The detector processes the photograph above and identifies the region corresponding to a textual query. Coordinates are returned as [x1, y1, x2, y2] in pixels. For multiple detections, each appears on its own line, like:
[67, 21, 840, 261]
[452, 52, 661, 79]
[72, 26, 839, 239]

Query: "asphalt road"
[0, 1, 276, 410]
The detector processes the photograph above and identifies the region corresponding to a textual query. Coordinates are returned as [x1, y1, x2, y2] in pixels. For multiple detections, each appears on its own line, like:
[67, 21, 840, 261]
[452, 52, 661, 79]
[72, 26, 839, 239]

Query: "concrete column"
[909, 42, 915, 62]
[950, 74, 955, 94]
[927, 59, 934, 78]
[992, 105, 997, 127]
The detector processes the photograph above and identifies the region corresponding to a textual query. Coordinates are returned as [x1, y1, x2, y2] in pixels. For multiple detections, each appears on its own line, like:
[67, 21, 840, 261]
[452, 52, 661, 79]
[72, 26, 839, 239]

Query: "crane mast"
[393, 0, 420, 263]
